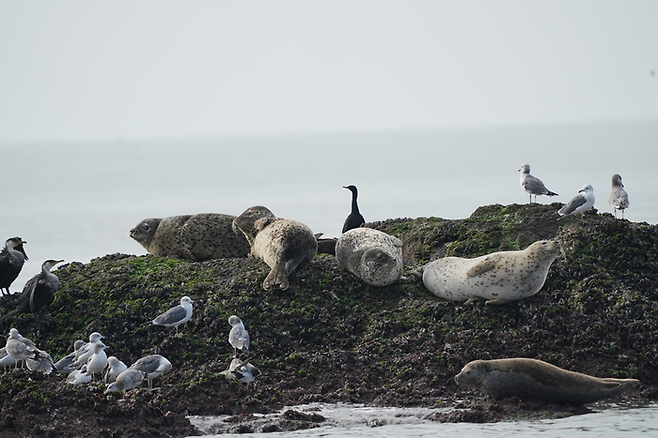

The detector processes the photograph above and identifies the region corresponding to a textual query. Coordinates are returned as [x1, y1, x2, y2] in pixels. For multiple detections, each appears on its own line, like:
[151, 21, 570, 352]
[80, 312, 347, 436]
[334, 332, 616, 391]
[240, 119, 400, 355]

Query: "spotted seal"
[455, 358, 639, 405]
[335, 227, 403, 287]
[130, 213, 250, 261]
[419, 240, 561, 304]
[232, 206, 318, 291]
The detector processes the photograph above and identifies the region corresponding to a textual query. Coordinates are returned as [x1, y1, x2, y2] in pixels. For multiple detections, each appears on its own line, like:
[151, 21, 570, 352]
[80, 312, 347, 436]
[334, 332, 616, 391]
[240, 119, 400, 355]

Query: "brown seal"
[130, 213, 250, 261]
[232, 206, 318, 291]
[455, 358, 639, 405]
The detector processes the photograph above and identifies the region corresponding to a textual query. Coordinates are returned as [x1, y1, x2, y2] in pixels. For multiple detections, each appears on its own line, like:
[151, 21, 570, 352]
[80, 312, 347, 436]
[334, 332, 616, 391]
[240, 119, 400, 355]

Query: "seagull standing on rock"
[228, 315, 250, 358]
[519, 164, 558, 203]
[609, 174, 630, 219]
[152, 296, 194, 334]
[559, 184, 595, 218]
[128, 354, 172, 390]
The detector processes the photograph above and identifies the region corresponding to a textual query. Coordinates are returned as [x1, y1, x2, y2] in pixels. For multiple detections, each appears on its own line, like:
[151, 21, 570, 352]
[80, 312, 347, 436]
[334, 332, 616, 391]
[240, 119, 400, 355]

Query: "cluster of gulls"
[0, 167, 631, 396]
[519, 164, 630, 219]
[0, 287, 256, 392]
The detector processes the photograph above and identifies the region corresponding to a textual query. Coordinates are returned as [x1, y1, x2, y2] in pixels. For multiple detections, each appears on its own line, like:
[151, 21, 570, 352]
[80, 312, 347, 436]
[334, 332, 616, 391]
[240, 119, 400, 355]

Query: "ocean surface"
[188, 402, 658, 438]
[3, 120, 658, 436]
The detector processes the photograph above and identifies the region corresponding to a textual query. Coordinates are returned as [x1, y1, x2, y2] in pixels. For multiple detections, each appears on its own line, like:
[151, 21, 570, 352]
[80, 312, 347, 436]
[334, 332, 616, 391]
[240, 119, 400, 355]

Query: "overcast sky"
[1, 1, 657, 144]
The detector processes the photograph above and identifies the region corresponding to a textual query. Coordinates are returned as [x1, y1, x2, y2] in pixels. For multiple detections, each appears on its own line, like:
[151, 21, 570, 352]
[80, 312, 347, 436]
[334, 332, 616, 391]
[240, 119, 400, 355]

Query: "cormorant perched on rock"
[0, 237, 28, 295]
[342, 185, 365, 233]
[1, 259, 63, 320]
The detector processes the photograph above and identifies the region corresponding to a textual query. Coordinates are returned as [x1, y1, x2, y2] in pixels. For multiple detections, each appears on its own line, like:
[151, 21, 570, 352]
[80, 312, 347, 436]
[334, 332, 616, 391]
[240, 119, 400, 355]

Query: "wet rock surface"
[0, 203, 656, 436]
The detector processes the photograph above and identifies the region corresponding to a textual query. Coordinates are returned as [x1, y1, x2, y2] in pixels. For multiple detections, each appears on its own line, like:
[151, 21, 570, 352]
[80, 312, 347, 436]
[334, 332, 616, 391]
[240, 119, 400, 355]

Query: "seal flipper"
[263, 265, 289, 291]
[466, 255, 503, 277]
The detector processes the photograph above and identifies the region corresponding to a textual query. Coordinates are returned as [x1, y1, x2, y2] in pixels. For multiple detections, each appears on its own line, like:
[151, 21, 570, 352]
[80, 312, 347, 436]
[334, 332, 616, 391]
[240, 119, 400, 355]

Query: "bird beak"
[17, 244, 28, 260]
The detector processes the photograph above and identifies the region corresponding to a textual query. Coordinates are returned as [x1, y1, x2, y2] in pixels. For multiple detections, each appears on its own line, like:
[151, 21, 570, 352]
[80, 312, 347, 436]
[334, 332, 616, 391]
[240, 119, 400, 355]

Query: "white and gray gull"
[519, 164, 558, 203]
[228, 315, 250, 358]
[558, 184, 595, 218]
[609, 174, 630, 219]
[128, 354, 172, 389]
[105, 368, 144, 393]
[104, 356, 128, 384]
[152, 296, 193, 334]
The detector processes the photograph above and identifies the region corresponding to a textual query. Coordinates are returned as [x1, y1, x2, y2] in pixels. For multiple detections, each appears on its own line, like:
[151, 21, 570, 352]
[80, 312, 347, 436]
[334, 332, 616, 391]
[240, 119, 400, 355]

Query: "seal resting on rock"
[232, 206, 318, 291]
[130, 213, 250, 261]
[454, 358, 640, 405]
[419, 240, 561, 304]
[335, 227, 403, 287]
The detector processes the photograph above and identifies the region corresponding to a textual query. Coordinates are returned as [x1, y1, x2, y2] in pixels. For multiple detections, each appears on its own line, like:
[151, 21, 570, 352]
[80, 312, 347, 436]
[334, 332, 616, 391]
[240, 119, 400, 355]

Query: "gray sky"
[1, 0, 657, 144]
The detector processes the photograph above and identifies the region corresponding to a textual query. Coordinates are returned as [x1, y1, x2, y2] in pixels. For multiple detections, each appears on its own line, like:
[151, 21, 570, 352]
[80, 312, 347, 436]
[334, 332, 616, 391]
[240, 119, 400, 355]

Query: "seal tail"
[263, 267, 289, 291]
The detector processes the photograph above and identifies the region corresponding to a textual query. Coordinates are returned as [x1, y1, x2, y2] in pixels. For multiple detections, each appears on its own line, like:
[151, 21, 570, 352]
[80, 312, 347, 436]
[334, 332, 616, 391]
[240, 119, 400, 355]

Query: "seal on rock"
[335, 227, 403, 287]
[232, 206, 318, 291]
[130, 213, 250, 261]
[454, 358, 639, 405]
[419, 240, 561, 304]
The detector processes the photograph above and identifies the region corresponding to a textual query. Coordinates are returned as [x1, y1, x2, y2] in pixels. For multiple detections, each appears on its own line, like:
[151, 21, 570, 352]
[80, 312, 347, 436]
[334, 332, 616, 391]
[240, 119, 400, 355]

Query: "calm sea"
[3, 121, 658, 436]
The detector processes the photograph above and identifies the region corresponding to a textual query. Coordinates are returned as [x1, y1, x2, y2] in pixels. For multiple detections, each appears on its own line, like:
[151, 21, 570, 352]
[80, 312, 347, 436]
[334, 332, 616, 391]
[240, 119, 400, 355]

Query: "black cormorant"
[0, 237, 28, 295]
[342, 185, 365, 233]
[3, 259, 63, 319]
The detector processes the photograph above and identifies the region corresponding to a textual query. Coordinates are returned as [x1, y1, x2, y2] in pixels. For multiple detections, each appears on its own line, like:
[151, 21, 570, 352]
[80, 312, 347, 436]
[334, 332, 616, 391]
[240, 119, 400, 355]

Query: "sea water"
[188, 402, 658, 437]
[2, 121, 658, 436]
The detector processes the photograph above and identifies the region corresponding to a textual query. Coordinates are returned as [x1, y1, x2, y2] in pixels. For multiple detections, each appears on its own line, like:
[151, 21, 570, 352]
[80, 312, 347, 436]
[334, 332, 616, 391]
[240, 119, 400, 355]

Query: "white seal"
[420, 240, 561, 304]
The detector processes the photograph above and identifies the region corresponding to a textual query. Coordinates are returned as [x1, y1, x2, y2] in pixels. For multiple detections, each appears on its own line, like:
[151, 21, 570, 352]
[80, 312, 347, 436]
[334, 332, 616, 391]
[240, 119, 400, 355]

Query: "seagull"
[128, 354, 172, 390]
[0, 347, 17, 371]
[228, 315, 250, 358]
[67, 365, 92, 385]
[519, 164, 558, 203]
[609, 174, 630, 219]
[26, 348, 56, 374]
[0, 237, 28, 295]
[104, 356, 128, 384]
[221, 358, 260, 384]
[105, 369, 144, 394]
[85, 343, 108, 380]
[73, 332, 104, 368]
[55, 340, 86, 374]
[5, 328, 55, 373]
[152, 296, 194, 334]
[5, 328, 37, 368]
[558, 184, 595, 218]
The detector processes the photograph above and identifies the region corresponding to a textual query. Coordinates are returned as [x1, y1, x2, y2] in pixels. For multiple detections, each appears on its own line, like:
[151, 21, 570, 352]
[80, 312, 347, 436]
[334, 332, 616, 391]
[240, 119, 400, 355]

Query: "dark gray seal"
[335, 227, 403, 287]
[130, 213, 250, 261]
[455, 358, 639, 405]
[232, 206, 318, 291]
